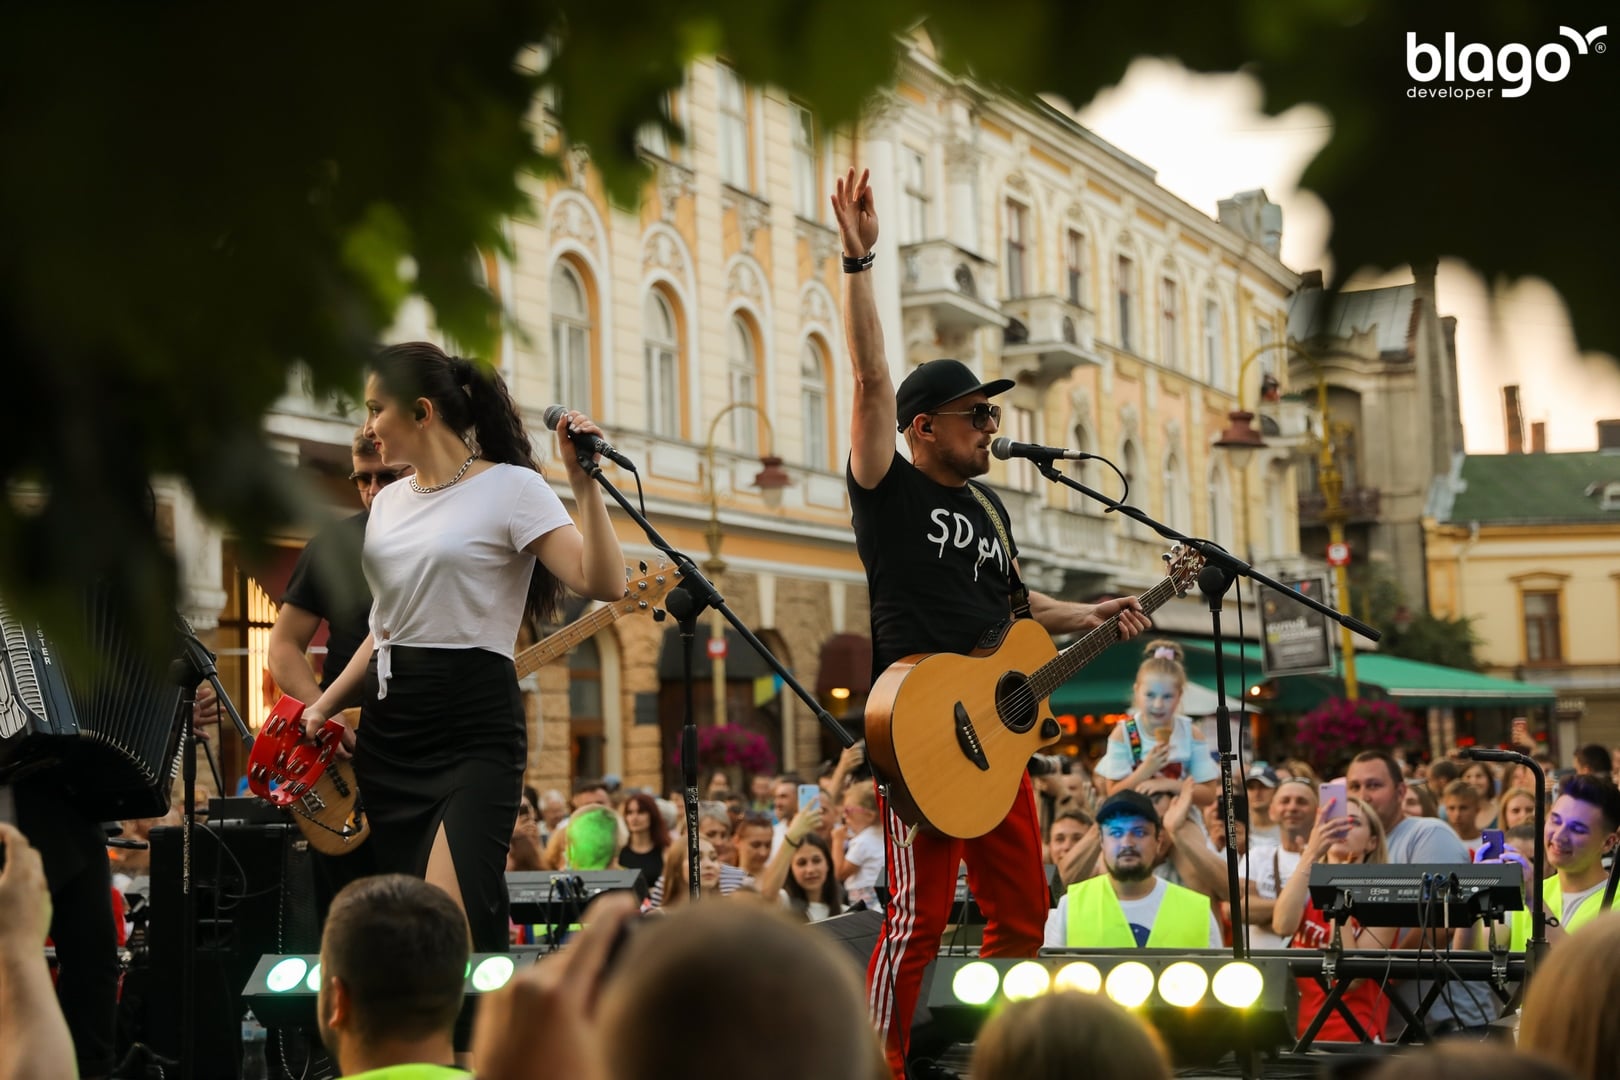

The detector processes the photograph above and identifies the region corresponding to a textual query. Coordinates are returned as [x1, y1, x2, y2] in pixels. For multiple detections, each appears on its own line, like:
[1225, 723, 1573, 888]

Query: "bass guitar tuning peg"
[653, 609, 667, 622]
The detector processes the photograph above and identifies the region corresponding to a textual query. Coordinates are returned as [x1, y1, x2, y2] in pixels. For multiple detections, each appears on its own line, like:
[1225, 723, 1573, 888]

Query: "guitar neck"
[514, 604, 618, 680]
[1027, 576, 1182, 702]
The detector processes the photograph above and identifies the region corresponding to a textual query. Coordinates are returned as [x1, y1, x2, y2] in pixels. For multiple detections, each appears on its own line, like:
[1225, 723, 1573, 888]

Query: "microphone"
[990, 437, 1093, 463]
[1458, 747, 1530, 765]
[542, 404, 637, 471]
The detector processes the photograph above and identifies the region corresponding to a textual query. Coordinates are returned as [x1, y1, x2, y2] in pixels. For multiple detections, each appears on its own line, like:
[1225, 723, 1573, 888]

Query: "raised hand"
[830, 167, 878, 257]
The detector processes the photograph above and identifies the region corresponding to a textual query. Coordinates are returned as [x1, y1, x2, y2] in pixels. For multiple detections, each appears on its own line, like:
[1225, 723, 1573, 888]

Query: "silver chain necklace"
[409, 453, 479, 494]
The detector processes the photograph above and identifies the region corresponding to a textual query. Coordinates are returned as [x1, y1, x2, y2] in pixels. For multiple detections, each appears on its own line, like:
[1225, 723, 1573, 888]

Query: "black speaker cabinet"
[146, 822, 320, 1077]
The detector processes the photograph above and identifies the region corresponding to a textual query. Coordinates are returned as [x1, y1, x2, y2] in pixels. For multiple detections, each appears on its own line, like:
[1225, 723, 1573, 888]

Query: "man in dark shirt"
[268, 430, 408, 920]
[831, 168, 1149, 1078]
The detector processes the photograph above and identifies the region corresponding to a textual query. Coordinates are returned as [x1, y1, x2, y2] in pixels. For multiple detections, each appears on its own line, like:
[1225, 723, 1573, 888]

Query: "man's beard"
[1108, 856, 1154, 883]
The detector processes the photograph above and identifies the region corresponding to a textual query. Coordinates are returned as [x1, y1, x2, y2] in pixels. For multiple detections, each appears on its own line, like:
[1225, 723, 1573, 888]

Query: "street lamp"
[701, 402, 792, 724]
[1214, 341, 1360, 700]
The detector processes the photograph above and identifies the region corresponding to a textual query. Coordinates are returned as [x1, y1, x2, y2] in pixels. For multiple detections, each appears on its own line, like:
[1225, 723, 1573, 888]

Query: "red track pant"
[866, 772, 1048, 1078]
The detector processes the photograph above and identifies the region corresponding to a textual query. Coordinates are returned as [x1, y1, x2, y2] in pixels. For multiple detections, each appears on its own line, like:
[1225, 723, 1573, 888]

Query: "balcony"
[1297, 486, 1382, 526]
[263, 365, 364, 466]
[1037, 506, 1117, 565]
[899, 239, 1007, 333]
[998, 295, 1101, 385]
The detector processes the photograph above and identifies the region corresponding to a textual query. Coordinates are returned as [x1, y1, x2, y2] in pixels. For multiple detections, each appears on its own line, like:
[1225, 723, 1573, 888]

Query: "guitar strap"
[966, 482, 1032, 620]
[1123, 715, 1145, 768]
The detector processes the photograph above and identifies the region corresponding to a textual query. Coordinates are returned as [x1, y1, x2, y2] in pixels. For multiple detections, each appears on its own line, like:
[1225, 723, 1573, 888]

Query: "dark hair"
[573, 778, 609, 798]
[369, 341, 564, 623]
[732, 811, 775, 837]
[321, 875, 468, 1044]
[1576, 744, 1613, 775]
[972, 991, 1172, 1080]
[1050, 805, 1095, 838]
[782, 832, 846, 919]
[623, 791, 671, 851]
[1350, 749, 1404, 789]
[1427, 759, 1462, 786]
[351, 428, 380, 458]
[1561, 774, 1620, 833]
[1506, 823, 1538, 848]
[1367, 1041, 1577, 1080]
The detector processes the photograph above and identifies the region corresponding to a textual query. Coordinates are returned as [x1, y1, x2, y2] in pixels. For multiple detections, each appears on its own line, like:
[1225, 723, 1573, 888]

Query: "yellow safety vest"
[1510, 876, 1604, 952]
[1066, 875, 1211, 949]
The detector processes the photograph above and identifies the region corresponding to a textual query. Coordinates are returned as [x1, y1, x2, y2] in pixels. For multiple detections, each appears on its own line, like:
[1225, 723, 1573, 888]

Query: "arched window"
[1066, 423, 1091, 512]
[1203, 297, 1222, 386]
[644, 291, 680, 436]
[1121, 438, 1143, 538]
[1207, 462, 1232, 552]
[800, 339, 830, 469]
[728, 316, 759, 453]
[551, 262, 591, 409]
[1163, 451, 1190, 531]
[569, 637, 603, 784]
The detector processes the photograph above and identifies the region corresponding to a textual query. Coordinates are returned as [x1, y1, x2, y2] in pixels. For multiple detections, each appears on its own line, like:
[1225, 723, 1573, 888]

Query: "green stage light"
[951, 961, 1002, 1006]
[1211, 961, 1263, 1008]
[471, 955, 516, 992]
[305, 962, 322, 993]
[265, 957, 308, 993]
[1157, 961, 1209, 1007]
[1104, 961, 1155, 1007]
[1001, 961, 1051, 1001]
[1053, 961, 1102, 994]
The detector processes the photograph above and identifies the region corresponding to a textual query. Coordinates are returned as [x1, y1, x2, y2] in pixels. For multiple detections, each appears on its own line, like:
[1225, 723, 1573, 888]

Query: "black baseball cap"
[895, 359, 1015, 432]
[1095, 790, 1161, 829]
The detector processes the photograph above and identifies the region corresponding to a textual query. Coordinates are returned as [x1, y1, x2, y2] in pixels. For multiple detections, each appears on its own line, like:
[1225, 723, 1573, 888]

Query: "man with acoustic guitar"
[832, 167, 1151, 1078]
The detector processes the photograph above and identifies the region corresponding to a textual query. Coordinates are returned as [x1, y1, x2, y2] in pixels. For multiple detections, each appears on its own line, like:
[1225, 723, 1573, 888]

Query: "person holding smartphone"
[1273, 793, 1397, 1042]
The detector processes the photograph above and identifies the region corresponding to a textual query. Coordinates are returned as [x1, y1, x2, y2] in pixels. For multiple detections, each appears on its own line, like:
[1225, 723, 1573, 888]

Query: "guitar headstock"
[1161, 545, 1207, 597]
[612, 561, 684, 618]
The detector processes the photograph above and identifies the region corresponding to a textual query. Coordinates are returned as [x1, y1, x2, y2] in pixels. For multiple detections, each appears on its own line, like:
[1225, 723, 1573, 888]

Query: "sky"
[1075, 58, 1620, 454]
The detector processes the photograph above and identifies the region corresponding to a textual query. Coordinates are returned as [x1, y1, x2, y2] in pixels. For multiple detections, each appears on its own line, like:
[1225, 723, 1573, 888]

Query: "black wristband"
[842, 251, 875, 274]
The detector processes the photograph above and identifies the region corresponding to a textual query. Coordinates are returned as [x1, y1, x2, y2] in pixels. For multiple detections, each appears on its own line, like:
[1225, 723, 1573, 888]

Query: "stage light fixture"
[1158, 961, 1209, 1007]
[305, 962, 322, 993]
[265, 957, 308, 993]
[1053, 960, 1102, 994]
[1104, 961, 1155, 1007]
[1001, 961, 1051, 1001]
[471, 955, 516, 992]
[1212, 961, 1264, 1008]
[243, 949, 545, 1029]
[951, 960, 1001, 1006]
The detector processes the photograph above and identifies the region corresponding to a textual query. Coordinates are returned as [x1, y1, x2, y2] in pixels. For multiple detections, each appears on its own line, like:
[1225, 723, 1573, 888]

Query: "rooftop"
[1288, 283, 1417, 358]
[1440, 451, 1620, 524]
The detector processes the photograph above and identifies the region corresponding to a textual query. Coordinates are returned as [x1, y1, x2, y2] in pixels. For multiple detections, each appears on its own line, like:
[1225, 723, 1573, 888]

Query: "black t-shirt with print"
[281, 510, 371, 686]
[848, 452, 1019, 677]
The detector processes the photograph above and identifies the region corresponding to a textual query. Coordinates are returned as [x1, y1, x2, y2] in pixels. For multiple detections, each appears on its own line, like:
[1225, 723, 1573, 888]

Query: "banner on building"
[1259, 576, 1336, 678]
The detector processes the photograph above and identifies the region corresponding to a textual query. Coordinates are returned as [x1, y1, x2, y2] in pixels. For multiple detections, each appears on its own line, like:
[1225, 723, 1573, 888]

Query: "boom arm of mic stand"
[1031, 462, 1381, 644]
[175, 622, 255, 748]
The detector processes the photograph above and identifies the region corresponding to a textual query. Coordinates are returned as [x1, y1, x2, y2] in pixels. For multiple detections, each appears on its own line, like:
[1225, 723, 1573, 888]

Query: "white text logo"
[1406, 26, 1606, 99]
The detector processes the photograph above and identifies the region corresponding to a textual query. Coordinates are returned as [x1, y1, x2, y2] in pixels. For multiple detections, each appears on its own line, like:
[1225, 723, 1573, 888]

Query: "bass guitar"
[863, 545, 1204, 839]
[273, 561, 683, 855]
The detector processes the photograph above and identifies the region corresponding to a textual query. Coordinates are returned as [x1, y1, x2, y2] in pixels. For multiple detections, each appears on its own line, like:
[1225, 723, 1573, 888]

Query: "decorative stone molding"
[655, 159, 695, 222]
[548, 194, 598, 247]
[795, 216, 839, 266]
[726, 257, 763, 301]
[721, 185, 771, 255]
[566, 145, 591, 189]
[799, 281, 836, 329]
[643, 228, 689, 277]
[1005, 171, 1031, 194]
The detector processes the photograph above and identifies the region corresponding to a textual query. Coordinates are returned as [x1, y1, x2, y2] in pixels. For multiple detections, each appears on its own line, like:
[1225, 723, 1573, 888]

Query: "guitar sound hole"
[995, 672, 1037, 734]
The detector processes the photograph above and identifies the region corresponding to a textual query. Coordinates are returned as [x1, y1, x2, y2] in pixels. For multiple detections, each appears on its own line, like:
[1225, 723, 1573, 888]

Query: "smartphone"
[1477, 829, 1505, 862]
[1320, 780, 1347, 820]
[798, 784, 822, 812]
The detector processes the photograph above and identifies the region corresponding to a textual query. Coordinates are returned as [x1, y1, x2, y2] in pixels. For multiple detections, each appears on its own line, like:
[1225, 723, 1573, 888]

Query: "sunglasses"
[930, 403, 1001, 431]
[349, 469, 402, 487]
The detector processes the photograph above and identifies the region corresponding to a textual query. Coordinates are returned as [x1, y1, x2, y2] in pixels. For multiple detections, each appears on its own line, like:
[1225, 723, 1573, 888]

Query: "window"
[551, 262, 591, 409]
[1065, 230, 1086, 307]
[1117, 256, 1135, 351]
[1160, 277, 1179, 369]
[637, 92, 677, 158]
[1203, 298, 1222, 386]
[644, 291, 679, 436]
[1121, 438, 1143, 537]
[1523, 592, 1562, 663]
[716, 64, 750, 188]
[1004, 200, 1029, 298]
[1066, 424, 1091, 512]
[901, 148, 929, 244]
[569, 638, 604, 785]
[1207, 463, 1231, 551]
[728, 316, 758, 454]
[790, 103, 819, 219]
[1163, 452, 1190, 527]
[800, 340, 829, 469]
[1006, 406, 1036, 490]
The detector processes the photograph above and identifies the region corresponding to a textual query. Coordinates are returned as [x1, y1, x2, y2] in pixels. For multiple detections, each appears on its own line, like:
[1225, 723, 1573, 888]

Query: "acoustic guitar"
[282, 562, 684, 855]
[863, 546, 1204, 839]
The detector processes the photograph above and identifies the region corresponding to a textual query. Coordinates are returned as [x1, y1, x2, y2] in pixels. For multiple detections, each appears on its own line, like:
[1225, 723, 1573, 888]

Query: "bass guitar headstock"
[613, 559, 684, 622]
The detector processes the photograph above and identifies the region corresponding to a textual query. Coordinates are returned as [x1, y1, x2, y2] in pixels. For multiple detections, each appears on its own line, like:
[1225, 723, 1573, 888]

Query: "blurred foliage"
[1, 0, 1614, 656]
[1352, 564, 1482, 671]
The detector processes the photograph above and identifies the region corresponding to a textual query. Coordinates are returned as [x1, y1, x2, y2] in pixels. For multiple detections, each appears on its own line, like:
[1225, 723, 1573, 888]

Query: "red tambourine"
[247, 694, 347, 808]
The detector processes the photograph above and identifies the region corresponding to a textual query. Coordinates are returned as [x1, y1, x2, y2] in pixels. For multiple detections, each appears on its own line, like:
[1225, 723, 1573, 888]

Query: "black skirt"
[353, 646, 525, 952]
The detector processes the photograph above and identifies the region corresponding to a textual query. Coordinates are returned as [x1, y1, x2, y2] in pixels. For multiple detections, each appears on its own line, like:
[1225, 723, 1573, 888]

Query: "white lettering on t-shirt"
[922, 506, 1007, 580]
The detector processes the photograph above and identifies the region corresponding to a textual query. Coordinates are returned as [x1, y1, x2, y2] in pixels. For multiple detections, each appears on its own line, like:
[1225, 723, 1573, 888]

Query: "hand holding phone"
[1320, 780, 1347, 821]
[1476, 829, 1505, 862]
[798, 784, 822, 813]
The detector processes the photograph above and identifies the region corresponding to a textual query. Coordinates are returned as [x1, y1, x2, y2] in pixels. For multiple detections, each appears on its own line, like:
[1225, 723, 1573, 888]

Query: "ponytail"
[370, 342, 565, 624]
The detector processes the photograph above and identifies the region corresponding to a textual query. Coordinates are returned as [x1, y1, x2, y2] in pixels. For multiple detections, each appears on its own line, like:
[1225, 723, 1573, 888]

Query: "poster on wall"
[1260, 577, 1336, 678]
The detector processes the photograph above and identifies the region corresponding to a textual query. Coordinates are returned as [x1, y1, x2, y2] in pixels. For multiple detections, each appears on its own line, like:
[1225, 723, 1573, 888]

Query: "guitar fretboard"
[1025, 573, 1184, 702]
[514, 602, 622, 680]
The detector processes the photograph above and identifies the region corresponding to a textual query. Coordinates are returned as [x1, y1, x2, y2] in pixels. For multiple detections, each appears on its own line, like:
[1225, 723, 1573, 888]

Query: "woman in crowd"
[657, 836, 722, 908]
[618, 792, 670, 889]
[1519, 912, 1620, 1080]
[1403, 782, 1439, 820]
[972, 990, 1172, 1080]
[300, 342, 625, 951]
[1498, 786, 1538, 830]
[1273, 794, 1396, 1042]
[756, 805, 845, 922]
[1095, 640, 1220, 808]
[1462, 761, 1500, 829]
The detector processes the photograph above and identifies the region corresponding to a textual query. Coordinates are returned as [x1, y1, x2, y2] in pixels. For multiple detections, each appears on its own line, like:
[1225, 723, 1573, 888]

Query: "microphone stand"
[1459, 748, 1549, 973]
[570, 450, 856, 900]
[170, 620, 254, 1080]
[1027, 461, 1380, 935]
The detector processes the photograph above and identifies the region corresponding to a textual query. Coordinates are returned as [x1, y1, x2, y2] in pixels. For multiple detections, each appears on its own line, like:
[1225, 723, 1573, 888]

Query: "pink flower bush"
[1296, 697, 1420, 775]
[674, 724, 778, 778]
